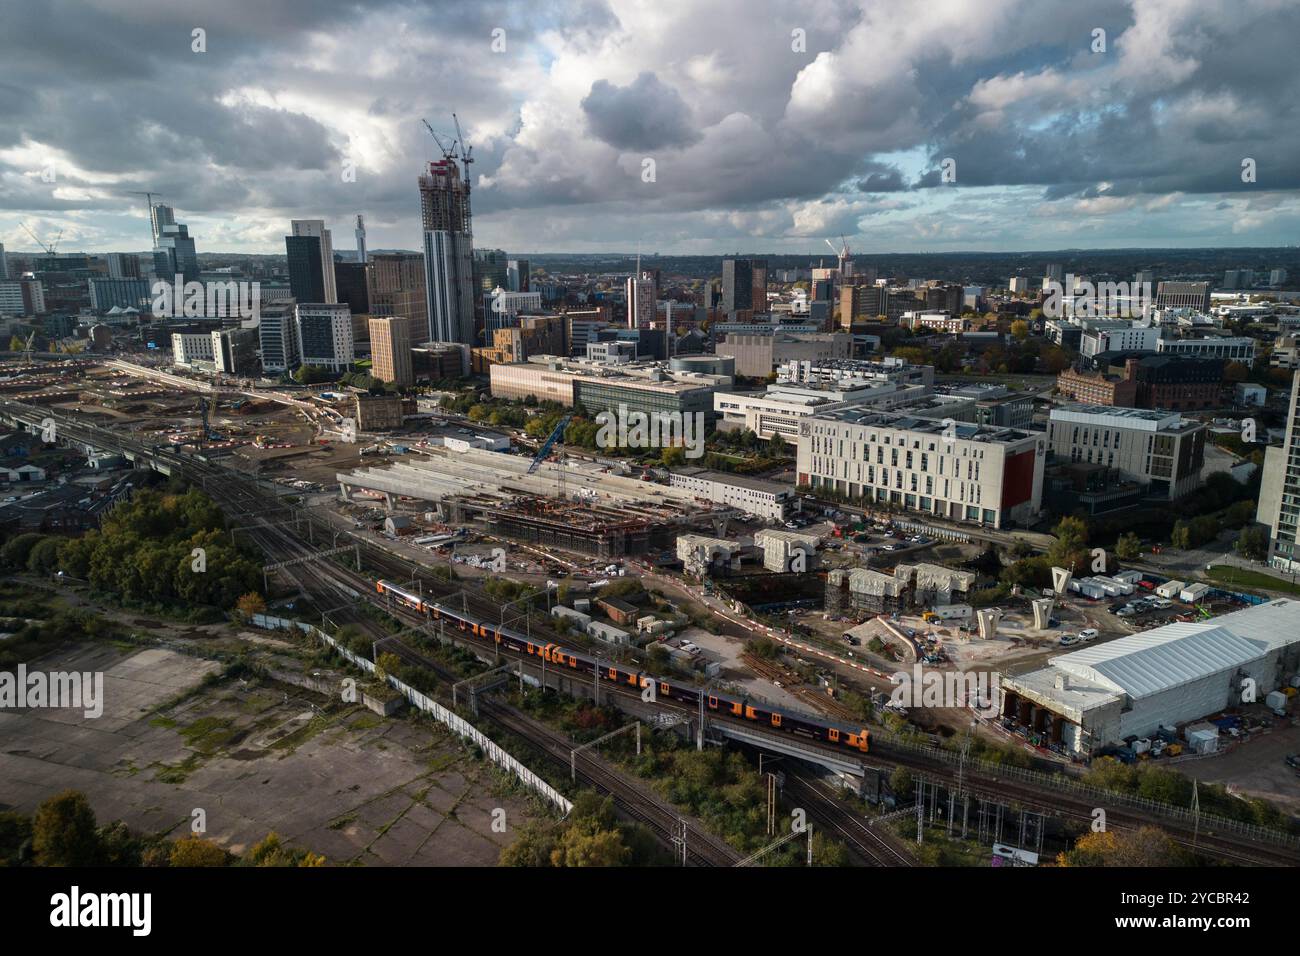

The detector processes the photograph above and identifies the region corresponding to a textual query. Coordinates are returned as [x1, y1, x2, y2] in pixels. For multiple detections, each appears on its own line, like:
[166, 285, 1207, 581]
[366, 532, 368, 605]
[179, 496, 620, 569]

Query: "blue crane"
[527, 415, 572, 475]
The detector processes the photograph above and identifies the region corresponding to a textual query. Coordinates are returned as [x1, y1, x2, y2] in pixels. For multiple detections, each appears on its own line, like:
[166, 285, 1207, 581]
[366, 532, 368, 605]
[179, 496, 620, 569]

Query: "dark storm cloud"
[580, 72, 701, 151]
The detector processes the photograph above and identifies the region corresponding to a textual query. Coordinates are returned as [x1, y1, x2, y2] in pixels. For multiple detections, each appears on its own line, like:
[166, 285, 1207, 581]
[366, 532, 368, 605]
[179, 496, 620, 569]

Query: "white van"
[1079, 628, 1099, 642]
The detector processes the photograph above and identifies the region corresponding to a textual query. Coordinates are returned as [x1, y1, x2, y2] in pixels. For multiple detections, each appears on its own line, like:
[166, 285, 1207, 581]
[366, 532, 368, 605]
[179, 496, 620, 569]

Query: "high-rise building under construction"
[419, 158, 475, 345]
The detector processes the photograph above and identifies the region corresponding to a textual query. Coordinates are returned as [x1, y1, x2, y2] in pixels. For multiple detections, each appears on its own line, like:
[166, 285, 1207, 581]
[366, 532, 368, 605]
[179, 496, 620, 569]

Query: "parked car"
[1060, 634, 1081, 646]
[1079, 628, 1099, 641]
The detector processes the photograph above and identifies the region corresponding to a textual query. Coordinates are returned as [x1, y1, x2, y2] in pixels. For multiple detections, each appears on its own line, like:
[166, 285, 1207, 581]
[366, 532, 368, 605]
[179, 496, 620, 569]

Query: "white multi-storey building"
[668, 468, 795, 520]
[295, 302, 354, 372]
[1047, 405, 1206, 500]
[797, 409, 1045, 528]
[1155, 336, 1256, 362]
[172, 332, 216, 368]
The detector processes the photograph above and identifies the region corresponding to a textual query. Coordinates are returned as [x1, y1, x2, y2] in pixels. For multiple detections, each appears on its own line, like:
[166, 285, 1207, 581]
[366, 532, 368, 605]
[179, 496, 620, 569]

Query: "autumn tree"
[235, 591, 267, 620]
[32, 790, 100, 866]
[169, 835, 231, 867]
[1058, 826, 1190, 867]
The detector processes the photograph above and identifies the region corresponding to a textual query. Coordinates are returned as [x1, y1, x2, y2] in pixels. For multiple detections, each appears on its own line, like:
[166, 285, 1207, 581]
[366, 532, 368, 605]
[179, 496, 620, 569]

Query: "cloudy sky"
[3, 0, 1300, 256]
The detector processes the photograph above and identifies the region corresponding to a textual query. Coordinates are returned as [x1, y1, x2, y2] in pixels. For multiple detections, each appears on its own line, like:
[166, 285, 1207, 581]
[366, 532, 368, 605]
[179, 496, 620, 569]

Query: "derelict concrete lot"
[0, 642, 542, 865]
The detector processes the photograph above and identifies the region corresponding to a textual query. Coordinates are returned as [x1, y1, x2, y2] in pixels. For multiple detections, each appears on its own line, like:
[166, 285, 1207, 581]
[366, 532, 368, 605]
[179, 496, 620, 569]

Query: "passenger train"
[375, 579, 869, 754]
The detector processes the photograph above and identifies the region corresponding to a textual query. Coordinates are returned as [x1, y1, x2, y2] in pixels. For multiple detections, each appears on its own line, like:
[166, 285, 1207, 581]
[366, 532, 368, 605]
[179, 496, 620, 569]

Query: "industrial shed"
[999, 599, 1300, 755]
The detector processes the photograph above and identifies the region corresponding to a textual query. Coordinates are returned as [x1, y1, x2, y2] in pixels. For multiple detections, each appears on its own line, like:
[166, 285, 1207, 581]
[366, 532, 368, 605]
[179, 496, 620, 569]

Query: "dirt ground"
[0, 641, 546, 865]
[1173, 721, 1300, 815]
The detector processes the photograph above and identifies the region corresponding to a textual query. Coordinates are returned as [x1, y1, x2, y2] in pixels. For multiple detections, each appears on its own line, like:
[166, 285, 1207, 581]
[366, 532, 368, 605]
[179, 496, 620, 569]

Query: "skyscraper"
[106, 252, 140, 279]
[721, 258, 753, 314]
[419, 159, 475, 344]
[369, 316, 413, 386]
[750, 259, 768, 315]
[626, 271, 657, 329]
[355, 214, 367, 264]
[0, 243, 7, 280]
[290, 220, 337, 303]
[1257, 371, 1300, 571]
[150, 203, 176, 244]
[286, 233, 326, 303]
[152, 221, 197, 283]
[507, 258, 530, 292]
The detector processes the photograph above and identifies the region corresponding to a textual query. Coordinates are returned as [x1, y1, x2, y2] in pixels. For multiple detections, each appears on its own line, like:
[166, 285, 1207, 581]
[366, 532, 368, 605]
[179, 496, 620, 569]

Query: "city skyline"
[3, 0, 1300, 256]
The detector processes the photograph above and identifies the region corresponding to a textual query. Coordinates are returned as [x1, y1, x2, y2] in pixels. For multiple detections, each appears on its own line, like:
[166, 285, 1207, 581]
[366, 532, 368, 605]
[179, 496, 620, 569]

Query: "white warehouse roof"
[1050, 599, 1300, 699]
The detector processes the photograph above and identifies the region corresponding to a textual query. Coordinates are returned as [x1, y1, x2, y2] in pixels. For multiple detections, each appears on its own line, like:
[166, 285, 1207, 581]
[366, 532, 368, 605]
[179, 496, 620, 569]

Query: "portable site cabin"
[1112, 569, 1143, 586]
[1180, 582, 1211, 603]
[1155, 580, 1184, 599]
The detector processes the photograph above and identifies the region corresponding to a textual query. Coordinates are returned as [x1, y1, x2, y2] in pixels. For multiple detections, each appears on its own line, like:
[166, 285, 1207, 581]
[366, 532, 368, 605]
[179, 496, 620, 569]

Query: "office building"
[369, 316, 413, 386]
[212, 327, 259, 376]
[1154, 281, 1211, 312]
[507, 258, 530, 292]
[1257, 372, 1300, 570]
[484, 288, 544, 330]
[153, 219, 198, 283]
[669, 468, 795, 520]
[1047, 404, 1205, 500]
[1080, 324, 1161, 358]
[354, 214, 367, 264]
[715, 331, 853, 378]
[288, 220, 337, 303]
[473, 248, 509, 298]
[286, 233, 326, 303]
[334, 261, 370, 316]
[1155, 336, 1255, 362]
[257, 299, 300, 374]
[797, 409, 1045, 529]
[0, 279, 46, 317]
[419, 158, 475, 345]
[106, 252, 140, 279]
[89, 277, 150, 313]
[721, 258, 753, 314]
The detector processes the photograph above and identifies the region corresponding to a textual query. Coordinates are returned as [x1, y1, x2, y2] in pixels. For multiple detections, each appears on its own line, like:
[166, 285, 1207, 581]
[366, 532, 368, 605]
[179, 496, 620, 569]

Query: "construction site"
[336, 444, 734, 559]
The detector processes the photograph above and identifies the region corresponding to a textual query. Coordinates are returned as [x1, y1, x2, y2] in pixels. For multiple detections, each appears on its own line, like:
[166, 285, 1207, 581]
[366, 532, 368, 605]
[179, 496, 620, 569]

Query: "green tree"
[1235, 525, 1268, 560]
[32, 790, 100, 866]
[1114, 532, 1141, 560]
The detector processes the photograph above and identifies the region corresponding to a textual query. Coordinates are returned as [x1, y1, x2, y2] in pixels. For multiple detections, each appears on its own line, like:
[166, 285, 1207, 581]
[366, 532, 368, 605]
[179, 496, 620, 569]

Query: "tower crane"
[421, 118, 456, 162]
[20, 221, 62, 256]
[127, 190, 164, 240]
[452, 112, 474, 181]
[528, 414, 573, 500]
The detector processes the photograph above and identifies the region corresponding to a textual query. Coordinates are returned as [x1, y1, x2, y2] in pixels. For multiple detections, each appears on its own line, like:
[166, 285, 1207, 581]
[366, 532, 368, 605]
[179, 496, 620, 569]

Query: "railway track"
[782, 768, 915, 867]
[205, 464, 1300, 867]
[44, 433, 1299, 869]
[195, 465, 741, 866]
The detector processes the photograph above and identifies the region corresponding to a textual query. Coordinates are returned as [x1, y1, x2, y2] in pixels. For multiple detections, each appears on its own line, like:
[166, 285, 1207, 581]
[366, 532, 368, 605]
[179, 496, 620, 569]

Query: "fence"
[254, 614, 573, 816]
[875, 730, 1300, 849]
